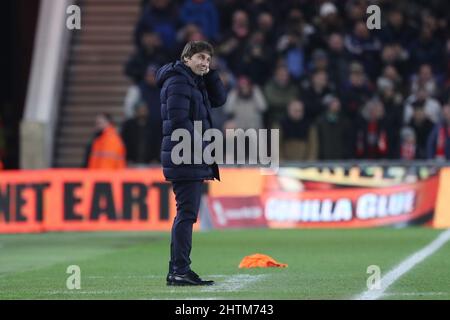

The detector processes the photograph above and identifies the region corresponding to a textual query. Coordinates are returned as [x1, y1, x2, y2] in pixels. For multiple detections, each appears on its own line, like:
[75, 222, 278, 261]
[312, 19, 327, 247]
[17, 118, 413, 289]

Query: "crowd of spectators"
[117, 0, 450, 166]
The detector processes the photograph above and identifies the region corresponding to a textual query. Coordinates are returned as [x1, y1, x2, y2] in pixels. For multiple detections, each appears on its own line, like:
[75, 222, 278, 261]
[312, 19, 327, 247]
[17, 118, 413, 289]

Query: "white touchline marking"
[355, 229, 450, 300]
[86, 275, 160, 279]
[383, 292, 447, 297]
[46, 290, 121, 295]
[201, 274, 268, 293]
[184, 297, 224, 300]
[150, 297, 226, 300]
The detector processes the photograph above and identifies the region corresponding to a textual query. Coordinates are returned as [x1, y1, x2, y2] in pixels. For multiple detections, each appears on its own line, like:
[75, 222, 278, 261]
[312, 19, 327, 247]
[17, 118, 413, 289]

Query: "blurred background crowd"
[67, 0, 450, 166]
[0, 0, 450, 170]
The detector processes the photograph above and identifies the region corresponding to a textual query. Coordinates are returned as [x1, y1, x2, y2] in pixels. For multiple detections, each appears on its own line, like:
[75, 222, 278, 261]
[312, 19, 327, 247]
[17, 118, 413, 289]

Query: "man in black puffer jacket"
[156, 41, 226, 286]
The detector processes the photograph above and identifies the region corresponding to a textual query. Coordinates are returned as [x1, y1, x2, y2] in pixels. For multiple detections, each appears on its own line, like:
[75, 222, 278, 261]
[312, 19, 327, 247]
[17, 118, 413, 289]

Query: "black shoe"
[166, 272, 173, 282]
[167, 270, 214, 286]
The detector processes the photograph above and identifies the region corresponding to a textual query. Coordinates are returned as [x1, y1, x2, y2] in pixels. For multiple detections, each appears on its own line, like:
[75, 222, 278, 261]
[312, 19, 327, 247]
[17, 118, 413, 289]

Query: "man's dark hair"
[181, 41, 214, 62]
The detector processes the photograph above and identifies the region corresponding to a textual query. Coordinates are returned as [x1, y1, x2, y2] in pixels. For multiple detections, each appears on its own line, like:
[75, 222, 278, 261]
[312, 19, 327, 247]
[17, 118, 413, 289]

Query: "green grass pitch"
[0, 228, 449, 300]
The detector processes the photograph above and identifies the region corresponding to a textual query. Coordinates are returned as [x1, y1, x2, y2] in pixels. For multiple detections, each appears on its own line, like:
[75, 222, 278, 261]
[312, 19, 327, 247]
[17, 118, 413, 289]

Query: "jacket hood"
[156, 60, 197, 88]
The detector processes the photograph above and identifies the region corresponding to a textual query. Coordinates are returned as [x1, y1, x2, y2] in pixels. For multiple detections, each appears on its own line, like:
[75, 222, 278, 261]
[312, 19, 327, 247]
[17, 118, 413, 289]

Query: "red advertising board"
[207, 196, 266, 229]
[0, 167, 444, 232]
[262, 176, 438, 228]
[0, 169, 177, 233]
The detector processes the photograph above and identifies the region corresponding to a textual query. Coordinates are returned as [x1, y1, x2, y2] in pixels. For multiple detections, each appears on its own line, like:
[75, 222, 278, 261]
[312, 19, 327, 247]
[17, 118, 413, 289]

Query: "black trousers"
[169, 180, 203, 274]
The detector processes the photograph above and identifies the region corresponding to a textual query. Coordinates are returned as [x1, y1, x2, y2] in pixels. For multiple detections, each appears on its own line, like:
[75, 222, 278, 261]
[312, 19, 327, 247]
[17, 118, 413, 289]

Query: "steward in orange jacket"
[84, 113, 126, 169]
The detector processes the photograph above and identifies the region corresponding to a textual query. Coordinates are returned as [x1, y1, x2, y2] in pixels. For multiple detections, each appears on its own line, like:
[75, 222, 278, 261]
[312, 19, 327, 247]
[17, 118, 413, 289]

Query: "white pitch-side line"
[383, 292, 447, 297]
[46, 290, 121, 295]
[355, 229, 450, 300]
[201, 274, 268, 292]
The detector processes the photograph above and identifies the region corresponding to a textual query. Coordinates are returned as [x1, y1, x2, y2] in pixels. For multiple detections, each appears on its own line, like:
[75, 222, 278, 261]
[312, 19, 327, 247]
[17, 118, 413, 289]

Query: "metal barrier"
[20, 0, 75, 169]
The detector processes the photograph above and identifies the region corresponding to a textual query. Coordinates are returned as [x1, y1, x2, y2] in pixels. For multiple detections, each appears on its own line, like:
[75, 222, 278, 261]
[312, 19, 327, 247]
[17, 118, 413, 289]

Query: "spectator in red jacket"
[356, 99, 389, 159]
[427, 103, 450, 160]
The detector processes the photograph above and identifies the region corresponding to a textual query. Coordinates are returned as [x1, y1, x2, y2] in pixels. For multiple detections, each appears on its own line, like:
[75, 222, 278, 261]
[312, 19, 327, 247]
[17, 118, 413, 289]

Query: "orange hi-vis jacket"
[88, 126, 126, 169]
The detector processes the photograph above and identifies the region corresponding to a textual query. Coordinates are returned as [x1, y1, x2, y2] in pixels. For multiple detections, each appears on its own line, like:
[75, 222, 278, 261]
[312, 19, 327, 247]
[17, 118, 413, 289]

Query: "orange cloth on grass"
[238, 254, 288, 268]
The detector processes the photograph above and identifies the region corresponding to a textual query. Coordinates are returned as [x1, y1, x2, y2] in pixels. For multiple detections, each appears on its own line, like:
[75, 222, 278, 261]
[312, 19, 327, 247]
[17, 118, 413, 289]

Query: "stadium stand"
[53, 0, 141, 167]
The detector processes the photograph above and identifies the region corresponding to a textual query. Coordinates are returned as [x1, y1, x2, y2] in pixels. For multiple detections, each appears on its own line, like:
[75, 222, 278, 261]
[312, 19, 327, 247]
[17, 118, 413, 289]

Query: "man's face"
[419, 64, 432, 81]
[443, 105, 450, 122]
[383, 65, 398, 80]
[275, 67, 289, 86]
[141, 32, 161, 51]
[328, 33, 343, 52]
[136, 105, 148, 119]
[413, 108, 426, 122]
[382, 45, 396, 62]
[95, 115, 109, 131]
[288, 101, 304, 120]
[258, 13, 273, 31]
[185, 52, 211, 76]
[151, 0, 169, 9]
[417, 88, 428, 101]
[237, 77, 251, 96]
[313, 71, 327, 89]
[350, 72, 364, 86]
[355, 22, 369, 39]
[328, 99, 341, 113]
[389, 11, 403, 27]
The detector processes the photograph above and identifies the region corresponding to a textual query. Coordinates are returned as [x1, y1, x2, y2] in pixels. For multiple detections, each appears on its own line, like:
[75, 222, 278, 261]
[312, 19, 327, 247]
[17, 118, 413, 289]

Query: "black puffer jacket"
[156, 61, 227, 181]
